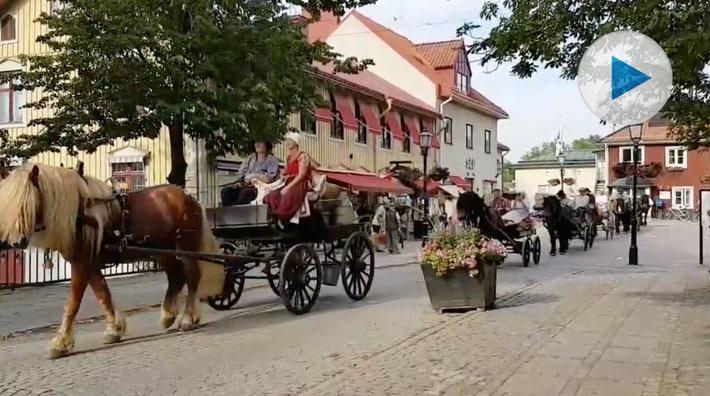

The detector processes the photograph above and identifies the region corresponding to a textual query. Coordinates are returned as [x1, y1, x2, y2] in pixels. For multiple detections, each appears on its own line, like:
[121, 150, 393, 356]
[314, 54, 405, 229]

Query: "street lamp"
[558, 154, 565, 193]
[627, 123, 644, 265]
[420, 128, 433, 247]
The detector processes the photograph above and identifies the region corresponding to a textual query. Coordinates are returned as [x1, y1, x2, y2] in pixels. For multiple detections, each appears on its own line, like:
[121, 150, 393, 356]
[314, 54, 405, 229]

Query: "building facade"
[323, 11, 508, 195]
[601, 116, 710, 210]
[512, 150, 597, 207]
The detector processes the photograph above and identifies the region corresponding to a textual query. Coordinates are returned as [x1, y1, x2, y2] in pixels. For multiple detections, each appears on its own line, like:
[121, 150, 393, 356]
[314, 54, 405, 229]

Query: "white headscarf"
[284, 131, 301, 146]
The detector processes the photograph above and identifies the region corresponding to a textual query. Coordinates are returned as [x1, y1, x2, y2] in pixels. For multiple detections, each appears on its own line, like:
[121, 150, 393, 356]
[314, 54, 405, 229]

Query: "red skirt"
[265, 180, 309, 222]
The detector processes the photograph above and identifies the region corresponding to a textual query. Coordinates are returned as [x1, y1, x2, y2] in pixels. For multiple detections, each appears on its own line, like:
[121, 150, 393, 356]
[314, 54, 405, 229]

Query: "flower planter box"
[420, 262, 497, 312]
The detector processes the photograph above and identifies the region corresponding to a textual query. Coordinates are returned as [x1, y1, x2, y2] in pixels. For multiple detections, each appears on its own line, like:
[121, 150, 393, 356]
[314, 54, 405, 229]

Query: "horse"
[612, 197, 632, 233]
[456, 191, 515, 245]
[639, 194, 650, 226]
[540, 195, 574, 256]
[0, 163, 225, 359]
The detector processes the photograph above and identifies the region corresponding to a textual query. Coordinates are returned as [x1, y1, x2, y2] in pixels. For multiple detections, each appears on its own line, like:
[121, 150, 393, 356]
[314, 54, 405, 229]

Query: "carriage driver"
[221, 140, 280, 206]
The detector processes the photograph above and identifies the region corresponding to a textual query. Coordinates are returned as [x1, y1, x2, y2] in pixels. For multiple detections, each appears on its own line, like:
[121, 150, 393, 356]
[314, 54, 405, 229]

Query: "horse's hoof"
[161, 315, 177, 330]
[49, 347, 70, 359]
[560, 251, 567, 255]
[103, 332, 122, 345]
[178, 321, 198, 332]
[550, 252, 557, 256]
[49, 335, 74, 359]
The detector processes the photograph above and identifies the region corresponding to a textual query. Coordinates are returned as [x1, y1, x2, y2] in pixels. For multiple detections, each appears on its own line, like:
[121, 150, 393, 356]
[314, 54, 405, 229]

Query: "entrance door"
[671, 186, 694, 209]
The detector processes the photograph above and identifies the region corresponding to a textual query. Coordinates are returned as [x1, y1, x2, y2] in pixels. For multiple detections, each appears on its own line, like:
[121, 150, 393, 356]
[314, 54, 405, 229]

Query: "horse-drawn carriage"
[500, 213, 542, 267]
[203, 200, 374, 314]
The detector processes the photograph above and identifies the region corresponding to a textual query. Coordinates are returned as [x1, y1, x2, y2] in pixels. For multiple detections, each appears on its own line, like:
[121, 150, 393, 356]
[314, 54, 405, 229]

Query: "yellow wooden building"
[0, 0, 441, 205]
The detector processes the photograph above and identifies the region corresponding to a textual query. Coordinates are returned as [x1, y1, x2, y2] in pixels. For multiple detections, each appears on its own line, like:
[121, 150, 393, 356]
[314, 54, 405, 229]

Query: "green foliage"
[0, 0, 376, 186]
[459, 1, 710, 149]
[502, 159, 514, 183]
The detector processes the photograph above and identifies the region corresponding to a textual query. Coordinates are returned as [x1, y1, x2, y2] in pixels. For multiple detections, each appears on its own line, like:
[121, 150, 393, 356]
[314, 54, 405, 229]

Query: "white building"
[322, 11, 509, 194]
[512, 150, 598, 206]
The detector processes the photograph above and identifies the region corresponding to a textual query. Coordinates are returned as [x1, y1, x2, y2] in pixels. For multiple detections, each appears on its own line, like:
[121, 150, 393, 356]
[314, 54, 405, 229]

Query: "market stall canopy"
[439, 184, 464, 197]
[320, 169, 412, 195]
[417, 178, 441, 194]
[446, 176, 470, 190]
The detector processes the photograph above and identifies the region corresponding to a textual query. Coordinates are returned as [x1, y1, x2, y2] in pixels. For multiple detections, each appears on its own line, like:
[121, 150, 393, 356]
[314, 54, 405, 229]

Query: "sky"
[347, 0, 612, 161]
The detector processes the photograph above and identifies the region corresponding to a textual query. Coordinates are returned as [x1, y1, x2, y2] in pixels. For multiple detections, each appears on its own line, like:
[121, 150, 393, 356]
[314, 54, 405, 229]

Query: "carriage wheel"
[267, 263, 281, 297]
[207, 243, 246, 311]
[521, 239, 531, 267]
[532, 236, 541, 265]
[583, 227, 589, 251]
[341, 232, 375, 301]
[279, 243, 322, 315]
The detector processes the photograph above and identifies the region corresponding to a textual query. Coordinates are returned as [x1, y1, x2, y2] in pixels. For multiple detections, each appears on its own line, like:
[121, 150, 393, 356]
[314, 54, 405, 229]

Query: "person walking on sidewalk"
[385, 205, 401, 254]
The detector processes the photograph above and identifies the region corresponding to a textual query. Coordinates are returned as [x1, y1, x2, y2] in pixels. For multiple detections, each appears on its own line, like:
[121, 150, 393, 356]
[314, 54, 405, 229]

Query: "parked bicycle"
[662, 208, 698, 221]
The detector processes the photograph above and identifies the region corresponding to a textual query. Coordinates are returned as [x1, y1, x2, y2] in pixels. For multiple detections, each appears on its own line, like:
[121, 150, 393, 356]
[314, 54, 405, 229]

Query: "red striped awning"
[360, 102, 381, 135]
[315, 107, 331, 122]
[404, 115, 420, 144]
[417, 178, 442, 194]
[385, 111, 404, 140]
[448, 176, 470, 190]
[322, 170, 412, 194]
[334, 93, 357, 129]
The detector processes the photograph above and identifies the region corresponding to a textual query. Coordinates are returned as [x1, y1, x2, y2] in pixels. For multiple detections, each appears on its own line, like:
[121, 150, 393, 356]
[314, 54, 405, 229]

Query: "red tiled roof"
[303, 11, 341, 43]
[314, 63, 438, 117]
[600, 119, 674, 145]
[413, 40, 463, 70]
[345, 11, 508, 120]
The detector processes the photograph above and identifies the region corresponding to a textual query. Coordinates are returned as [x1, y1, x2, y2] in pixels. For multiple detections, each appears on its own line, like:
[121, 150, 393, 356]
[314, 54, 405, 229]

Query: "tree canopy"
[520, 134, 601, 160]
[0, 0, 377, 186]
[459, 1, 710, 150]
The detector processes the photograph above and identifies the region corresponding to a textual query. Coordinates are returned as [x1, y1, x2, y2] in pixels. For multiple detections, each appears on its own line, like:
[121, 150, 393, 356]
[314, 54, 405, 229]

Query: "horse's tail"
[189, 194, 225, 299]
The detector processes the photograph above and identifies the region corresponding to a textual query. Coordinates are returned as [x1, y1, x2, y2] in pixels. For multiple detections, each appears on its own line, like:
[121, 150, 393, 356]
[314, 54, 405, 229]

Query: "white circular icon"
[577, 30, 673, 127]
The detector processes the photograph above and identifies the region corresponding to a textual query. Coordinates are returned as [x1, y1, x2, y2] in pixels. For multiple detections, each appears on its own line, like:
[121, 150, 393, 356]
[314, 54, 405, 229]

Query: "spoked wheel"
[279, 243, 322, 315]
[521, 239, 531, 267]
[267, 262, 281, 297]
[207, 242, 246, 311]
[532, 236, 542, 265]
[341, 232, 375, 301]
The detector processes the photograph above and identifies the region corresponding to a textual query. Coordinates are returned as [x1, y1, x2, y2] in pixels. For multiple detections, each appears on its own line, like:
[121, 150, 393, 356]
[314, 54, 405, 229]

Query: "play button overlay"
[577, 30, 672, 126]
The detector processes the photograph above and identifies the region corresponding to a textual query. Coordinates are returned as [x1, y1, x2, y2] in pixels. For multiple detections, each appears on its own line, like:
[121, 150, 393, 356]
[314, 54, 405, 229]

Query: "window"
[381, 125, 392, 150]
[484, 130, 491, 154]
[456, 72, 469, 92]
[671, 186, 693, 209]
[666, 146, 687, 168]
[401, 113, 410, 153]
[299, 111, 316, 135]
[0, 75, 24, 125]
[465, 124, 473, 149]
[443, 117, 453, 145]
[1, 14, 16, 42]
[619, 146, 645, 164]
[111, 162, 146, 192]
[329, 91, 344, 140]
[354, 101, 367, 144]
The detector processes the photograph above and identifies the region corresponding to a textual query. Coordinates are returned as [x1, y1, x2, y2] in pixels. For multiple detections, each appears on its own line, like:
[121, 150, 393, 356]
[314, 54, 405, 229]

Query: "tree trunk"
[167, 123, 188, 188]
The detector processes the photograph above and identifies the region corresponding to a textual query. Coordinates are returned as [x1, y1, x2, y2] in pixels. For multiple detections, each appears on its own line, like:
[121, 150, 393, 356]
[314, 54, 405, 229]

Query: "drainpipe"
[500, 149, 509, 190]
[438, 95, 454, 133]
[374, 97, 394, 172]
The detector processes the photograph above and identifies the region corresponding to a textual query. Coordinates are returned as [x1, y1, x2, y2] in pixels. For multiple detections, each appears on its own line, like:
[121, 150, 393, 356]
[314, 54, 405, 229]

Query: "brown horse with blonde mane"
[0, 163, 225, 358]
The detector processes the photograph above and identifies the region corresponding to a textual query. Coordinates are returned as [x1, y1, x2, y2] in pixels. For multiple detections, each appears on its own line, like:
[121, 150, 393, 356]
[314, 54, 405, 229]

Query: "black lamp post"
[558, 154, 565, 192]
[420, 128, 433, 247]
[627, 123, 644, 266]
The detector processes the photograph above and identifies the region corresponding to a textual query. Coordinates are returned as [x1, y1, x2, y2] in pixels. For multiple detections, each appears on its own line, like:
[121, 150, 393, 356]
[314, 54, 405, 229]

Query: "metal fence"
[0, 247, 157, 291]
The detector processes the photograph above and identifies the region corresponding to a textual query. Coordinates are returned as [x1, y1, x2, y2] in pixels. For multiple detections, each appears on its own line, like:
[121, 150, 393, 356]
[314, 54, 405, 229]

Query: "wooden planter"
[420, 262, 497, 312]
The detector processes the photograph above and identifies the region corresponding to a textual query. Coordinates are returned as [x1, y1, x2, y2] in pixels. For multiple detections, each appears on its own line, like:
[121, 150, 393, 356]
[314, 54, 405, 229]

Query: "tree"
[502, 159, 514, 184]
[571, 134, 602, 150]
[1, 0, 377, 187]
[459, 1, 710, 150]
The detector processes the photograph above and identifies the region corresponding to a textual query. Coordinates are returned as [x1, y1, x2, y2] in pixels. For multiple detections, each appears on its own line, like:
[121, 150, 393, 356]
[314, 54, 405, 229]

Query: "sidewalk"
[0, 240, 421, 337]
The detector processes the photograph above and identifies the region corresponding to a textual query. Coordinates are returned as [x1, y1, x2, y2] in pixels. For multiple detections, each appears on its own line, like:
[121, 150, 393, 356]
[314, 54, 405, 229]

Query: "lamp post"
[558, 154, 565, 192]
[627, 123, 644, 265]
[420, 128, 433, 247]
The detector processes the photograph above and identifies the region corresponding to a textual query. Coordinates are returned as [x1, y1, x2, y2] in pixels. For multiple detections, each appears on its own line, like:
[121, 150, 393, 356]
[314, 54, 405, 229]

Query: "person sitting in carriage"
[578, 187, 600, 225]
[556, 190, 572, 207]
[220, 139, 280, 206]
[491, 189, 511, 216]
[264, 132, 314, 227]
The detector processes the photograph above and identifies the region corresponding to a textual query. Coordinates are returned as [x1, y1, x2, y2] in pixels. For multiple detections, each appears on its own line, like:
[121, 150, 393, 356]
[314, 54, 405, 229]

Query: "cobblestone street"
[1, 221, 708, 395]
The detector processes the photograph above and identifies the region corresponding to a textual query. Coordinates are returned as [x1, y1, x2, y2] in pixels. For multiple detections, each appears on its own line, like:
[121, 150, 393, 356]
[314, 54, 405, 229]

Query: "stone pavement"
[0, 221, 708, 395]
[0, 240, 422, 337]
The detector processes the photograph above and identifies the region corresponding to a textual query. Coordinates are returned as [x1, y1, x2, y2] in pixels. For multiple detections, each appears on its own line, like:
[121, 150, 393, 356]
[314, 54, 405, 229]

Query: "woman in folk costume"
[264, 132, 312, 225]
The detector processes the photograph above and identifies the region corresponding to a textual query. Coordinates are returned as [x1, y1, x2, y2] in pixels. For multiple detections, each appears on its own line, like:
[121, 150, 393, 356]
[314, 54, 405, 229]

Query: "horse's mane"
[0, 163, 116, 259]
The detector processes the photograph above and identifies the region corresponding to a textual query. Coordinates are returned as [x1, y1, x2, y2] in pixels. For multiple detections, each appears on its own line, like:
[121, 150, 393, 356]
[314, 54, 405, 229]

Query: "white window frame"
[0, 12, 17, 44]
[671, 186, 694, 210]
[665, 146, 687, 168]
[0, 60, 26, 127]
[618, 146, 645, 164]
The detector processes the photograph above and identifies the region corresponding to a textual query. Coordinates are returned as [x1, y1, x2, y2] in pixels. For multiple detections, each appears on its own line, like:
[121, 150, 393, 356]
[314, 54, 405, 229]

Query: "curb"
[1, 259, 421, 339]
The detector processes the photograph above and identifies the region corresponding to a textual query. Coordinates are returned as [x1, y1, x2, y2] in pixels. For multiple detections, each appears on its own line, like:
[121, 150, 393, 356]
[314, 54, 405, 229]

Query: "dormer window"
[1, 14, 16, 42]
[456, 72, 469, 92]
[455, 49, 470, 93]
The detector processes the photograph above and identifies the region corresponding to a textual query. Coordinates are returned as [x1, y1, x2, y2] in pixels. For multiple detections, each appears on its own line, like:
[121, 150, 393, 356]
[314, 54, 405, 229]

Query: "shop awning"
[404, 115, 420, 144]
[322, 170, 412, 194]
[385, 111, 405, 140]
[417, 179, 442, 194]
[448, 176, 470, 190]
[360, 102, 382, 136]
[334, 93, 357, 129]
[609, 177, 655, 188]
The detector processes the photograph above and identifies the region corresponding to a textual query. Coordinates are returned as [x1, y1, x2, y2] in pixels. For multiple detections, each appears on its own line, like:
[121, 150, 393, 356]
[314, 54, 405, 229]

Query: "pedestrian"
[371, 200, 387, 252]
[385, 205, 401, 254]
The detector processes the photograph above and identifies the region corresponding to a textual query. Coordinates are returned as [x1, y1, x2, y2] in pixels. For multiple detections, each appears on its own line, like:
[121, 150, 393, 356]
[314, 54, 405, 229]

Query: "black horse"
[613, 197, 632, 233]
[456, 191, 514, 245]
[639, 194, 650, 226]
[541, 195, 574, 256]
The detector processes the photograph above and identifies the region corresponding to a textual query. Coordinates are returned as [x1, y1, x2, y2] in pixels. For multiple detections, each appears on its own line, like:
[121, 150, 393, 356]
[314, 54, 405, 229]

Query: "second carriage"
[497, 197, 542, 267]
[204, 197, 375, 315]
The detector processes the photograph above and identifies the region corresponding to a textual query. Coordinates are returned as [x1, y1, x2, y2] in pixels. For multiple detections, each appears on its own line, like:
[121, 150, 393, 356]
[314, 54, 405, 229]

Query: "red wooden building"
[602, 115, 710, 210]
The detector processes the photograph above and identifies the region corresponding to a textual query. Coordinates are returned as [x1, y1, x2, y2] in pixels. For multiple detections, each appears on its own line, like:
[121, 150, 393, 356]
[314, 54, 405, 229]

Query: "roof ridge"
[414, 38, 463, 46]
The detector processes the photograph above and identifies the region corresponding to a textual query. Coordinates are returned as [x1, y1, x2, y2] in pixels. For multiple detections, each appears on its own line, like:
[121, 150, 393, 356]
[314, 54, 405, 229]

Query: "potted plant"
[420, 227, 507, 312]
[548, 178, 560, 186]
[563, 177, 576, 186]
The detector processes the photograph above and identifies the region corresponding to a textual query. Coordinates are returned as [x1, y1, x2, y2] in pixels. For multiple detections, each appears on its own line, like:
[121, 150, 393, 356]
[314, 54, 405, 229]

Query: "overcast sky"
[349, 0, 611, 161]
